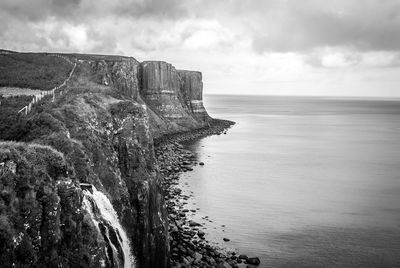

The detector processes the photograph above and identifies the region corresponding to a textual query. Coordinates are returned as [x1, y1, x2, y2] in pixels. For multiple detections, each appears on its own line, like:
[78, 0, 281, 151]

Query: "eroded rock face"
[140, 61, 180, 95]
[140, 61, 193, 121]
[138, 61, 211, 139]
[42, 92, 169, 267]
[178, 70, 210, 122]
[110, 100, 169, 268]
[85, 59, 211, 139]
[88, 58, 141, 100]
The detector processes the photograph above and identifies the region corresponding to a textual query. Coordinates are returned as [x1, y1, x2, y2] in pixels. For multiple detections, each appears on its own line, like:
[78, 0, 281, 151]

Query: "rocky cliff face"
[0, 142, 108, 267]
[178, 70, 209, 122]
[86, 58, 210, 139]
[89, 57, 141, 100]
[0, 51, 214, 268]
[139, 61, 210, 139]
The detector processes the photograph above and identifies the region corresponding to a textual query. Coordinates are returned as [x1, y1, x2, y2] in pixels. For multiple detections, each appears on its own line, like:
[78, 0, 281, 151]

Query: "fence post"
[18, 106, 27, 115]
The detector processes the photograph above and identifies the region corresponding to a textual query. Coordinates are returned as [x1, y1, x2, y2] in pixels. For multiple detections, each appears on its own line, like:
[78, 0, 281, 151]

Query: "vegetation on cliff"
[0, 142, 107, 267]
[0, 51, 71, 90]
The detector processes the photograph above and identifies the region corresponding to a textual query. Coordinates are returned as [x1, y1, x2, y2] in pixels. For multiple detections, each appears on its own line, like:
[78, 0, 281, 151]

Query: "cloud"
[2, 0, 400, 55]
[305, 49, 400, 69]
[0, 0, 194, 54]
[0, 0, 83, 21]
[245, 0, 400, 53]
[360, 51, 400, 68]
[0, 0, 189, 23]
[115, 0, 189, 19]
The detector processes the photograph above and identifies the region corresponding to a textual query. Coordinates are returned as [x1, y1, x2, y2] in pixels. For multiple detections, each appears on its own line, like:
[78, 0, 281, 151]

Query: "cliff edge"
[0, 50, 226, 268]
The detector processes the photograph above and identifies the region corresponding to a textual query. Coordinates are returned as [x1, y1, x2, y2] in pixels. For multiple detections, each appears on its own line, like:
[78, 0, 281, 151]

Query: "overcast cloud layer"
[1, 0, 400, 97]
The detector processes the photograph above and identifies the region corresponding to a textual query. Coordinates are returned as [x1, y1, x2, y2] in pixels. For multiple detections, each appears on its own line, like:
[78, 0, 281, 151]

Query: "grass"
[0, 96, 31, 139]
[0, 141, 68, 266]
[0, 51, 73, 140]
[0, 94, 62, 141]
[0, 52, 71, 91]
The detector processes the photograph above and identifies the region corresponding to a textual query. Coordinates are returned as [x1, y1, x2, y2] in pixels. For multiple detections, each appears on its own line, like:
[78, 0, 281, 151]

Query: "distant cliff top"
[0, 48, 210, 140]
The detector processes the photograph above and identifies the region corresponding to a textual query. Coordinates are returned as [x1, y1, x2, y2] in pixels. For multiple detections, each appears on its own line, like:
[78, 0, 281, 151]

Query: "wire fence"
[17, 55, 77, 115]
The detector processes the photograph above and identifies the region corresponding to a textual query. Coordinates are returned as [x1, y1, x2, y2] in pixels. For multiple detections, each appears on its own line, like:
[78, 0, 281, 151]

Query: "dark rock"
[183, 164, 193, 171]
[197, 230, 205, 237]
[79, 183, 93, 193]
[189, 221, 202, 227]
[194, 252, 203, 262]
[222, 261, 233, 268]
[246, 257, 261, 265]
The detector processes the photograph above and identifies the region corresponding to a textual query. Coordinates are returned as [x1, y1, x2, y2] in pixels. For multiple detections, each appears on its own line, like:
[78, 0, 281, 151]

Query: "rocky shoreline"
[154, 119, 234, 146]
[155, 119, 261, 268]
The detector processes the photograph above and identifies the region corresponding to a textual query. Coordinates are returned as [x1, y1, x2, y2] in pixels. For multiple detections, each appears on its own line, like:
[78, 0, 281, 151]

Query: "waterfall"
[82, 186, 135, 268]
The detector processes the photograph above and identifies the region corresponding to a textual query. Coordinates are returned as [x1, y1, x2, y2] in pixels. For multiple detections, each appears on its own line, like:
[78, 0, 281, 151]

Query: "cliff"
[139, 61, 210, 139]
[0, 50, 218, 268]
[178, 70, 209, 122]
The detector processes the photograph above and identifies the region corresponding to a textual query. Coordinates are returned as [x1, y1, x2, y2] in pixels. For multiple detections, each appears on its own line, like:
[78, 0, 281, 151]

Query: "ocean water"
[179, 95, 400, 267]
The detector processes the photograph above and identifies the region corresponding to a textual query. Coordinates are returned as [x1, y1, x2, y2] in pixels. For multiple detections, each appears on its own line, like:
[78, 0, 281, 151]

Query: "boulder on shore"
[246, 257, 260, 265]
[189, 221, 202, 227]
[238, 254, 248, 260]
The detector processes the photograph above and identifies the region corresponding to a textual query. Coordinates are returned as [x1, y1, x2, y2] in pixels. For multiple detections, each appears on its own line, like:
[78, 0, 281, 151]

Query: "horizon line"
[204, 93, 400, 100]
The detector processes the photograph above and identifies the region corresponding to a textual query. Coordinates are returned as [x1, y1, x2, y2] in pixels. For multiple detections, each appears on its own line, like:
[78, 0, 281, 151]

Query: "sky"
[1, 0, 400, 97]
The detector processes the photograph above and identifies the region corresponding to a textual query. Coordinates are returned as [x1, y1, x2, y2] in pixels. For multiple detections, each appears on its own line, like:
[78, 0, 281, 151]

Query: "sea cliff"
[0, 50, 233, 268]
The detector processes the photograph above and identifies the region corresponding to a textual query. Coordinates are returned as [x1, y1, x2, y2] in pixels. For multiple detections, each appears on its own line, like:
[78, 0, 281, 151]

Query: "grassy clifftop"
[0, 51, 71, 91]
[0, 51, 75, 141]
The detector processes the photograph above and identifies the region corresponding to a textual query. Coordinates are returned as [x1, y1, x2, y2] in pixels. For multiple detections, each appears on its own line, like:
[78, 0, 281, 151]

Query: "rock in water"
[183, 165, 193, 171]
[238, 254, 248, 260]
[247, 257, 261, 265]
[189, 221, 202, 227]
[197, 230, 205, 237]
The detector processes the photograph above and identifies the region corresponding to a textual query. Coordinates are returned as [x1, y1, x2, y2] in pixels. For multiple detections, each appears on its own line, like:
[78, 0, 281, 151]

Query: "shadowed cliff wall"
[178, 70, 210, 122]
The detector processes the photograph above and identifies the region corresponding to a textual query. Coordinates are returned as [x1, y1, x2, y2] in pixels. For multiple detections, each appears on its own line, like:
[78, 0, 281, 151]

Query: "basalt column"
[178, 70, 210, 122]
[139, 61, 191, 121]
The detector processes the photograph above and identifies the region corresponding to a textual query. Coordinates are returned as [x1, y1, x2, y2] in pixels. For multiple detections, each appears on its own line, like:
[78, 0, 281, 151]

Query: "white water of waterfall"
[82, 186, 135, 268]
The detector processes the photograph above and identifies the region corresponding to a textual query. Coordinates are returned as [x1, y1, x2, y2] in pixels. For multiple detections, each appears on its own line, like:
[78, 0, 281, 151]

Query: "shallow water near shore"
[179, 95, 400, 267]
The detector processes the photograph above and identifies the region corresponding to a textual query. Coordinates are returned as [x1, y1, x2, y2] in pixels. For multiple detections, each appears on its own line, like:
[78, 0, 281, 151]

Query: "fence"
[18, 55, 77, 115]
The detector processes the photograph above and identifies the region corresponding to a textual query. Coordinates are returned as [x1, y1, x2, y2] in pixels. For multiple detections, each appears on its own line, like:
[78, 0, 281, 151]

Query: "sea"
[179, 95, 400, 268]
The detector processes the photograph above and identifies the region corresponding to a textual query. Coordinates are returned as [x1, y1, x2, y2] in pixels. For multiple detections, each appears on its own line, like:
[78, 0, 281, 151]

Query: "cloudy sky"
[1, 0, 400, 97]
